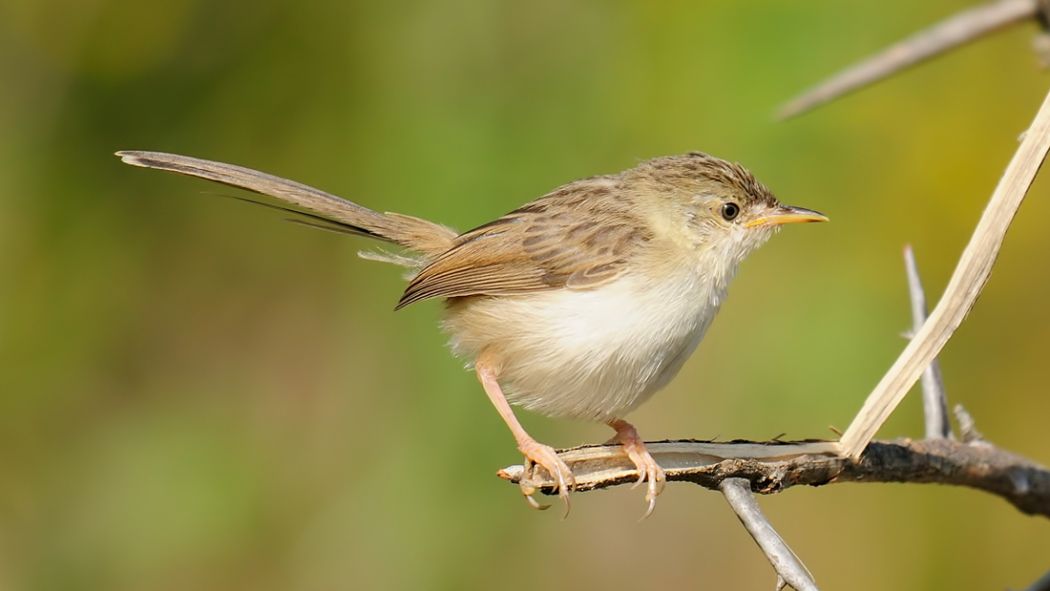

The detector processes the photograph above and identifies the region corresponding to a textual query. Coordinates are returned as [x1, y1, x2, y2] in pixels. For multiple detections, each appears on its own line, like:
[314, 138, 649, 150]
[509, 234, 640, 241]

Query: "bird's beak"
[744, 205, 829, 228]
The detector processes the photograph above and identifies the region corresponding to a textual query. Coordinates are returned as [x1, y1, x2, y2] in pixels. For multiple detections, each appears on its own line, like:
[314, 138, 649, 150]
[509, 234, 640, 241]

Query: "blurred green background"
[2, 0, 1049, 589]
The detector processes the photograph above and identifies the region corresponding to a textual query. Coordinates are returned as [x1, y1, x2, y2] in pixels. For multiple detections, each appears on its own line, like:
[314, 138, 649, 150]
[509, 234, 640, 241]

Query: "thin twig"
[719, 478, 819, 591]
[839, 86, 1050, 459]
[498, 438, 1050, 518]
[778, 0, 1038, 119]
[903, 246, 952, 439]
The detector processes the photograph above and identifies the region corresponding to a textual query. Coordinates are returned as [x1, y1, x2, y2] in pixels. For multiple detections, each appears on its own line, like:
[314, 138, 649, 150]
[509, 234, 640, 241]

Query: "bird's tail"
[116, 151, 458, 262]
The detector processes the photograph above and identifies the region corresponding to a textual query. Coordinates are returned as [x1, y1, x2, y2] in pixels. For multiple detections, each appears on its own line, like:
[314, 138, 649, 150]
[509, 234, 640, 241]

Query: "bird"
[116, 150, 827, 516]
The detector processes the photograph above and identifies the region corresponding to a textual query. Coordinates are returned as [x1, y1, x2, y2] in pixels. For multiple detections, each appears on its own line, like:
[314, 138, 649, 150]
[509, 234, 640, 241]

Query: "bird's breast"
[443, 266, 727, 421]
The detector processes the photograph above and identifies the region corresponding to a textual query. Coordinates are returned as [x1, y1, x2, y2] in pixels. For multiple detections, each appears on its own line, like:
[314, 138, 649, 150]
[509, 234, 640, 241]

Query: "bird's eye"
[721, 202, 741, 221]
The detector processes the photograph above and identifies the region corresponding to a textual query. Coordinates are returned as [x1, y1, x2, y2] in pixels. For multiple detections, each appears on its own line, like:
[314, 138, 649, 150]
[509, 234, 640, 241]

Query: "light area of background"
[1, 0, 1048, 589]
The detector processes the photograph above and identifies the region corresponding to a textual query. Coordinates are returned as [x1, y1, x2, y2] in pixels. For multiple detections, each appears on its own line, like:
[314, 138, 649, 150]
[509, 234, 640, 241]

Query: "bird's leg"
[475, 350, 575, 514]
[607, 418, 666, 518]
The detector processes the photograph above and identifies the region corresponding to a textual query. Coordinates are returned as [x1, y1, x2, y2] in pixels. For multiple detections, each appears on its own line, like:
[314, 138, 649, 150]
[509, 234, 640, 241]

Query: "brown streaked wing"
[396, 182, 650, 309]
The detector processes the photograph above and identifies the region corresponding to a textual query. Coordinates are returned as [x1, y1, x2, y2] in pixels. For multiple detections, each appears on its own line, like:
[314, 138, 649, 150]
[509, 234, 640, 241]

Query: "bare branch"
[720, 478, 819, 591]
[839, 85, 1050, 459]
[778, 0, 1038, 120]
[903, 246, 952, 439]
[498, 438, 1050, 518]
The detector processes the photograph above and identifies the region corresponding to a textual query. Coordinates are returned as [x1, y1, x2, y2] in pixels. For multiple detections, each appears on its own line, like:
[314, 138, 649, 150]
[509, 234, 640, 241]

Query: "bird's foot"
[608, 419, 666, 519]
[517, 438, 575, 517]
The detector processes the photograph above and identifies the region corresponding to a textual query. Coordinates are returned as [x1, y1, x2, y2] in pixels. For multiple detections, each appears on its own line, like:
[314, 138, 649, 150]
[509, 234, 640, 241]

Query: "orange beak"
[744, 205, 829, 228]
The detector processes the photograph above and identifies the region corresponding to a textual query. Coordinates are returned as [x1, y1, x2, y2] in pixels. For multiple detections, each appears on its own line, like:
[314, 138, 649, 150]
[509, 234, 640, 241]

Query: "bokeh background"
[2, 0, 1049, 589]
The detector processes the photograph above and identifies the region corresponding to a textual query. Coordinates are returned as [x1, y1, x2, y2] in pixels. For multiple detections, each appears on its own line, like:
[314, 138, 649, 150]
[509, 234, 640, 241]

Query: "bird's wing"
[396, 178, 650, 309]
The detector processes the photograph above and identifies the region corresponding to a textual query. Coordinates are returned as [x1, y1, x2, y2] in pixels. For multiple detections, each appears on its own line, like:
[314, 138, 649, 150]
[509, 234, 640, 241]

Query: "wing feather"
[396, 178, 650, 309]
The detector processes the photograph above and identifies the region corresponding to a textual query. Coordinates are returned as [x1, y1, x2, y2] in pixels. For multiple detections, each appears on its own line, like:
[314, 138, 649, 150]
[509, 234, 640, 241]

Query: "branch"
[720, 478, 818, 591]
[903, 246, 952, 439]
[777, 0, 1040, 120]
[838, 84, 1050, 459]
[498, 438, 1050, 518]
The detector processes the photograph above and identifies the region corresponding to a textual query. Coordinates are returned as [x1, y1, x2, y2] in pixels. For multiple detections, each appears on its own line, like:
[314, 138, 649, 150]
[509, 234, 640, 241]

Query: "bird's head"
[626, 152, 827, 273]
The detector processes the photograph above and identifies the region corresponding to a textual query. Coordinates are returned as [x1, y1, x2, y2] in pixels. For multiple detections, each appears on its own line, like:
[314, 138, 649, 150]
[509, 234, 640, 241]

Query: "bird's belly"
[443, 273, 720, 421]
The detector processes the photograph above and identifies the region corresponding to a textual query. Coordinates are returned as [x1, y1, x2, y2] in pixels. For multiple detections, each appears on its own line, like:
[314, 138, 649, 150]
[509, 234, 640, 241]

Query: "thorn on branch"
[954, 404, 986, 443]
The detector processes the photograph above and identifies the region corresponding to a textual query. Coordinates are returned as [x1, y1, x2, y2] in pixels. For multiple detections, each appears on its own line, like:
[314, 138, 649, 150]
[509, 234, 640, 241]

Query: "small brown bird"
[116, 150, 826, 515]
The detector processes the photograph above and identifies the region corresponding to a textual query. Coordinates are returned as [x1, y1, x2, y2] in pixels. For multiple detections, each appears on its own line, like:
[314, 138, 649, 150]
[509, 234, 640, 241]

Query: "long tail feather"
[116, 151, 457, 256]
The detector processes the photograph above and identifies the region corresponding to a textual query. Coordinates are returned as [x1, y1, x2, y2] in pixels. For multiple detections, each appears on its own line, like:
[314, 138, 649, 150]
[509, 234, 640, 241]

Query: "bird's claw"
[619, 437, 666, 520]
[517, 439, 575, 518]
[519, 483, 550, 511]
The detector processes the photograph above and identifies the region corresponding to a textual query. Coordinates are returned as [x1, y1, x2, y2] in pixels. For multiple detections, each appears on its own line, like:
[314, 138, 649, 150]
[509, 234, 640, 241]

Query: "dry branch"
[720, 478, 818, 591]
[778, 0, 1040, 119]
[499, 438, 1050, 518]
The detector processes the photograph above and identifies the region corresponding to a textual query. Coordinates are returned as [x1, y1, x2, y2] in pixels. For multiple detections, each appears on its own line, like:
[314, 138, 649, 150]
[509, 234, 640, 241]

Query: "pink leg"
[475, 351, 575, 514]
[607, 418, 666, 518]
